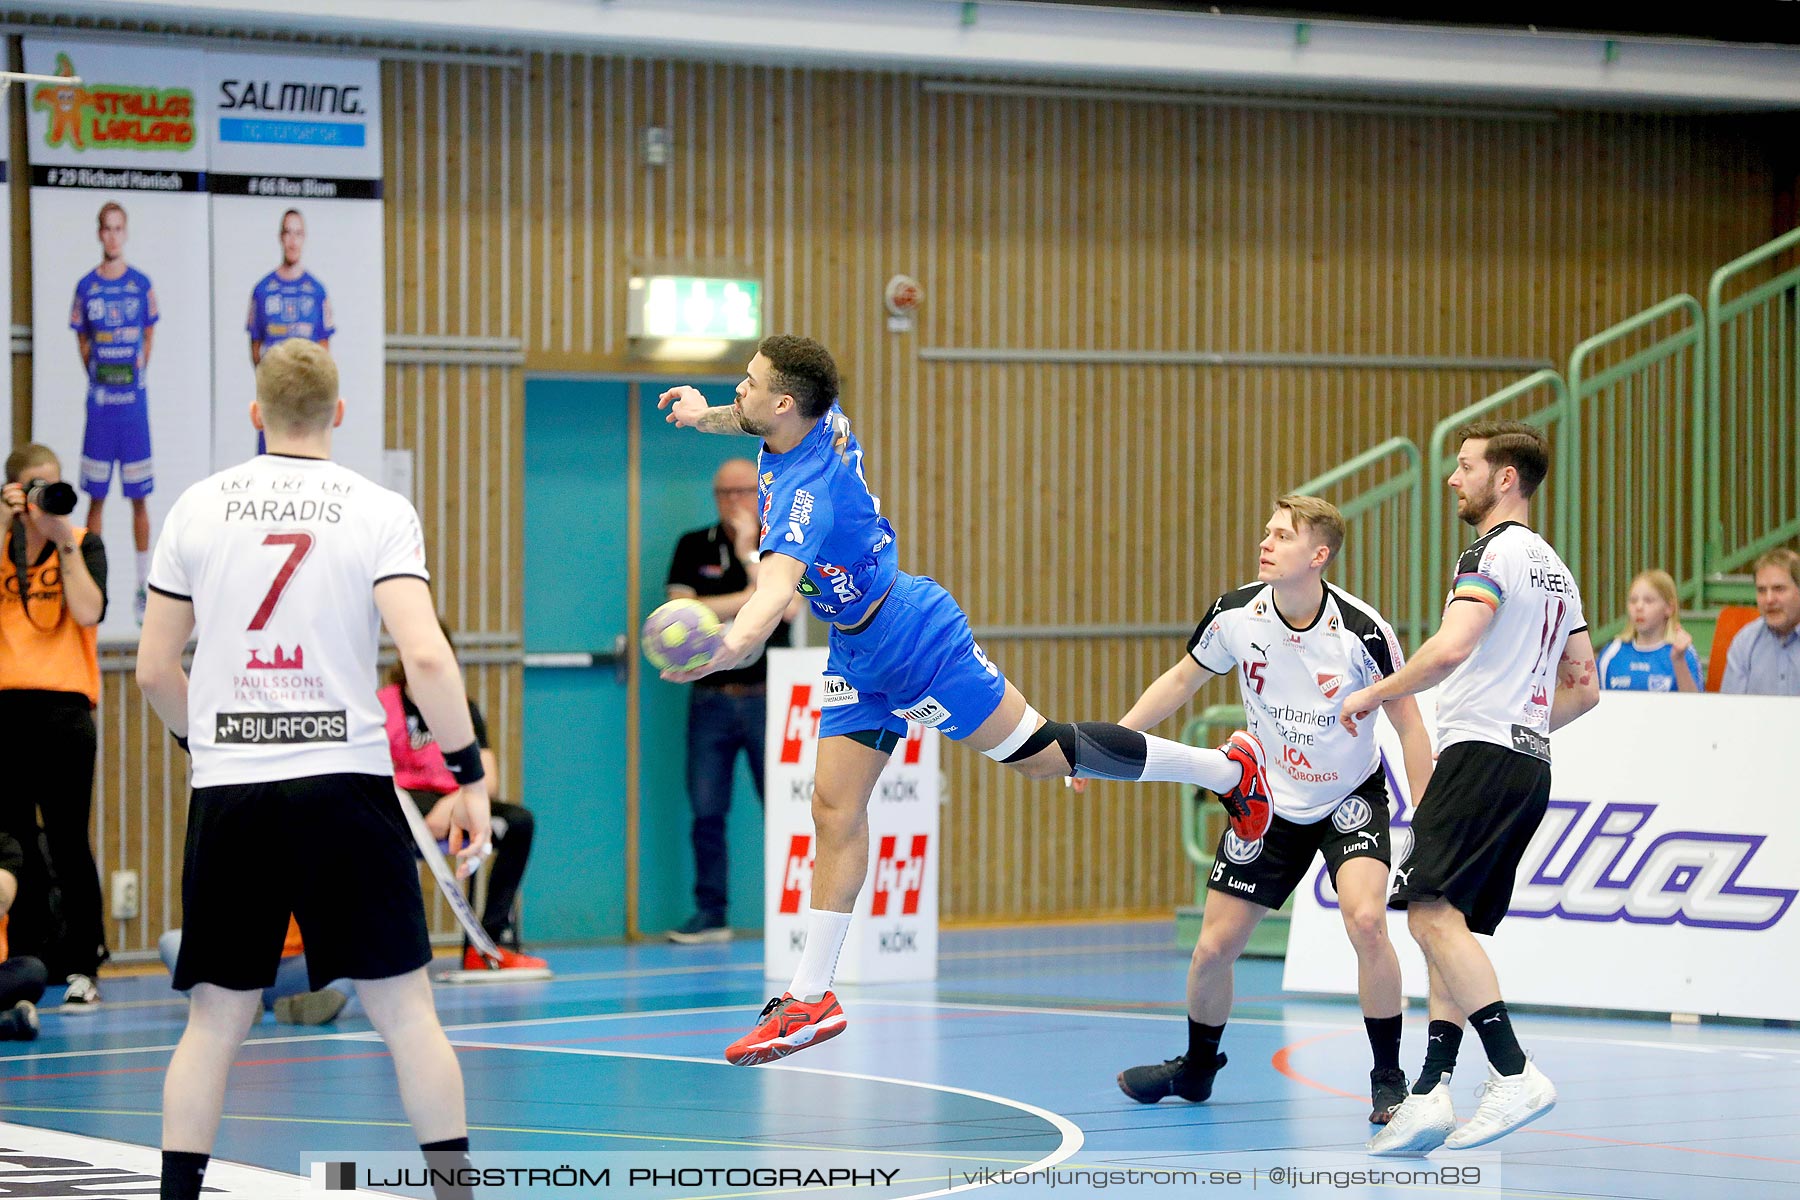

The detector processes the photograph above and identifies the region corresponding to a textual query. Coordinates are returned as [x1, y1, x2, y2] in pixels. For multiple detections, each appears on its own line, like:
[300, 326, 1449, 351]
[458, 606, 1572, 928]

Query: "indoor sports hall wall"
[10, 34, 1786, 947]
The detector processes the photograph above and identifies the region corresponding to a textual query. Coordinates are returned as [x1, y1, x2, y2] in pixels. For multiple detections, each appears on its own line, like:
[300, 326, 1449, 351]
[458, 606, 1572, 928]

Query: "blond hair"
[256, 339, 338, 434]
[5, 443, 59, 486]
[1274, 495, 1345, 566]
[1619, 568, 1683, 644]
[1753, 547, 1800, 589]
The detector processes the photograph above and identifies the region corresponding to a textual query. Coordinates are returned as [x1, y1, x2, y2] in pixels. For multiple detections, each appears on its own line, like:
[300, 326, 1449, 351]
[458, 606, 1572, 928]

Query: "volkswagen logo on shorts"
[1331, 795, 1372, 833]
[1222, 831, 1263, 864]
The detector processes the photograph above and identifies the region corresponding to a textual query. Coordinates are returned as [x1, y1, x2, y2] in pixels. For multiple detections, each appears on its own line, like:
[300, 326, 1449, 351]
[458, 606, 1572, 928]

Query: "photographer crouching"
[0, 444, 111, 1010]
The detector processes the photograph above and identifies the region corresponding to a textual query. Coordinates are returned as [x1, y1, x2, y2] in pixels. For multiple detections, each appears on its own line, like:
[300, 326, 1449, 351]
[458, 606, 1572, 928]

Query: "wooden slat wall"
[20, 46, 1784, 947]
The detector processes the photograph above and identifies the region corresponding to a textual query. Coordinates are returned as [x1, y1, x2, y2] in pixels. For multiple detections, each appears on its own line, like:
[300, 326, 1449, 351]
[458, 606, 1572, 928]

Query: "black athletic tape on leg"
[1001, 719, 1071, 764]
[1068, 722, 1149, 781]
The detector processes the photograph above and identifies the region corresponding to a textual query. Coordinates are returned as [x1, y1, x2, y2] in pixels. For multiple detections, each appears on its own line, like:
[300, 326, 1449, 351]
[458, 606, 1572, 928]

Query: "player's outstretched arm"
[375, 575, 492, 872]
[136, 591, 196, 739]
[658, 385, 746, 435]
[1340, 601, 1492, 735]
[662, 553, 806, 684]
[1119, 656, 1213, 732]
[1549, 629, 1600, 731]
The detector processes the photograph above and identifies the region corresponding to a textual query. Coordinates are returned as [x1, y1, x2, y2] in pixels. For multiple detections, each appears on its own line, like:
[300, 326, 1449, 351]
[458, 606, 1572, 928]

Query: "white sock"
[788, 908, 854, 1002]
[136, 550, 149, 585]
[1141, 735, 1238, 792]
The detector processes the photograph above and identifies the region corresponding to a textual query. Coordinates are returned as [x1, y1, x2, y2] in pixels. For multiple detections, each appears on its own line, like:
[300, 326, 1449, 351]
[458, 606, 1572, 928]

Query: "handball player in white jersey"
[137, 339, 488, 1200]
[1342, 419, 1600, 1155]
[1101, 496, 1434, 1125]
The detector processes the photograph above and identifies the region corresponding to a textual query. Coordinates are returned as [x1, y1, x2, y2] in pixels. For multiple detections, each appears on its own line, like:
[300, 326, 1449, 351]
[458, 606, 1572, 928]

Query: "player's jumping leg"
[972, 683, 1274, 840]
[160, 983, 261, 1200]
[356, 968, 476, 1199]
[724, 732, 890, 1066]
[1336, 856, 1408, 1122]
[1118, 889, 1260, 1103]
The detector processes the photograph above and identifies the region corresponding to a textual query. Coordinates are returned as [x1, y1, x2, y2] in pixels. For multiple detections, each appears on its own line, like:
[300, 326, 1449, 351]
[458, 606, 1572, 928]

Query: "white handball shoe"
[1445, 1058, 1556, 1149]
[1367, 1074, 1456, 1156]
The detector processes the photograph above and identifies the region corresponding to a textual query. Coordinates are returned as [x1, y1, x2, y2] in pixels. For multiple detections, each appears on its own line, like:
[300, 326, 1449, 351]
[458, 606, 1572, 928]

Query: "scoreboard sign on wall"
[763, 649, 940, 984]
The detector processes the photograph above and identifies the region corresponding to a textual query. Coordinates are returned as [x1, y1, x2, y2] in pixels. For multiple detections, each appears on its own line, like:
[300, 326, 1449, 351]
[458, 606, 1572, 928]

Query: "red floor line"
[1269, 1030, 1800, 1167]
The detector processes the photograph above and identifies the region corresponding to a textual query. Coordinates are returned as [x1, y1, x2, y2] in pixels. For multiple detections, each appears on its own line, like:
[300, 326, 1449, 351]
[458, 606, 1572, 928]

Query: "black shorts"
[1206, 766, 1393, 910]
[173, 773, 431, 992]
[1388, 740, 1551, 936]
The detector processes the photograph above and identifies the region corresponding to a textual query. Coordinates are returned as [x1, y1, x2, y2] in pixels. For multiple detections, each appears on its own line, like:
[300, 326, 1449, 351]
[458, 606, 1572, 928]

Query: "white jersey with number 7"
[146, 454, 430, 788]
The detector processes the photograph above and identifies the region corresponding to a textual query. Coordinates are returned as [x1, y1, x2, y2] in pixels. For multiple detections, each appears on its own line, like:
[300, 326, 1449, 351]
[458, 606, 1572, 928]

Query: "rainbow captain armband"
[1451, 572, 1502, 610]
[443, 740, 485, 785]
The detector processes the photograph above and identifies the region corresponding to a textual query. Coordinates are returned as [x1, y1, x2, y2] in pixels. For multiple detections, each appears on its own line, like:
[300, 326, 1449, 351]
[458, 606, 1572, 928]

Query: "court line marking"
[443, 1038, 1083, 1199]
[1269, 1028, 1800, 1168]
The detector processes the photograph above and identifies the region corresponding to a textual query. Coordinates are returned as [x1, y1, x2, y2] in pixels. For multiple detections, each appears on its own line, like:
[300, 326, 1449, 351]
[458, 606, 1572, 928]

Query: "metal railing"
[1293, 437, 1426, 648]
[1566, 294, 1707, 642]
[1707, 225, 1800, 576]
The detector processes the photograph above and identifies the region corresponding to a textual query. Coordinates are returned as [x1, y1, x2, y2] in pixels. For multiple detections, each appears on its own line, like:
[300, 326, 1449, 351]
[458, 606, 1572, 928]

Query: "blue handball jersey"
[247, 269, 336, 346]
[1597, 637, 1704, 692]
[70, 266, 158, 403]
[757, 404, 898, 626]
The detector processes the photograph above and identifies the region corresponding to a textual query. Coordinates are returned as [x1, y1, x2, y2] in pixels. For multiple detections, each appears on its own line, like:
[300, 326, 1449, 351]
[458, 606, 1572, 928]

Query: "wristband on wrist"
[443, 740, 485, 784]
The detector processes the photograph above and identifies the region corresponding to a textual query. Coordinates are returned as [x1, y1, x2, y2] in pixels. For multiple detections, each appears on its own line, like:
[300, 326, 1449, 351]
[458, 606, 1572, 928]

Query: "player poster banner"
[1283, 692, 1800, 1021]
[206, 51, 383, 482]
[25, 39, 214, 640]
[764, 649, 940, 984]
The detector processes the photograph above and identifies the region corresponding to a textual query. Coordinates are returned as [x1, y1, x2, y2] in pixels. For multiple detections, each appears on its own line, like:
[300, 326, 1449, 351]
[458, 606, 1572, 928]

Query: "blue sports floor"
[1, 920, 1794, 1198]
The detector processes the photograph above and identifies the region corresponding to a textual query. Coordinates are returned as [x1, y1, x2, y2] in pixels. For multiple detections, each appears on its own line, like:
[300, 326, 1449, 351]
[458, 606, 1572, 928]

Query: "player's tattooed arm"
[1549, 629, 1602, 732]
[694, 406, 746, 435]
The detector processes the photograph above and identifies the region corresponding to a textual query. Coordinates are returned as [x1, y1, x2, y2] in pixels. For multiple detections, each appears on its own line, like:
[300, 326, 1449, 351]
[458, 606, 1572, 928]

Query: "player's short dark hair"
[1454, 418, 1549, 498]
[280, 208, 304, 230]
[760, 335, 839, 420]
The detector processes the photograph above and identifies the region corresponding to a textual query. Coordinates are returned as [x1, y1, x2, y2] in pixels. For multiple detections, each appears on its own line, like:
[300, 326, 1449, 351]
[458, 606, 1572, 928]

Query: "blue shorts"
[819, 572, 1008, 743]
[81, 394, 154, 500]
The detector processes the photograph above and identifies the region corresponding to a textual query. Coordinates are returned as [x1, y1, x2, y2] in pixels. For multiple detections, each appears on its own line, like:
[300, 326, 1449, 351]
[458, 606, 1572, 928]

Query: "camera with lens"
[24, 478, 79, 517]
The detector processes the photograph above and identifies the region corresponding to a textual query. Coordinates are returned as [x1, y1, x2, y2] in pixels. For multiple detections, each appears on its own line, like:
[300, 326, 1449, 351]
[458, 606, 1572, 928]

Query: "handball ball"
[642, 598, 723, 672]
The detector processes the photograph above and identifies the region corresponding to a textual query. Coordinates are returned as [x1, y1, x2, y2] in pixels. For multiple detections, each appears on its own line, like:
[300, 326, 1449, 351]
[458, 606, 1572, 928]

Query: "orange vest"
[0, 526, 102, 706]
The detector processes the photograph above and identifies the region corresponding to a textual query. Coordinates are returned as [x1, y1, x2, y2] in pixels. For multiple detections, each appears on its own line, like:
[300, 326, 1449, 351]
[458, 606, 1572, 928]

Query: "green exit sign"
[627, 275, 762, 341]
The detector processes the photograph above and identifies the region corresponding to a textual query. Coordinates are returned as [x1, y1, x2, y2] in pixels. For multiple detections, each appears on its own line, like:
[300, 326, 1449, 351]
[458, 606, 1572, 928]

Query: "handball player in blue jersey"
[660, 334, 1276, 1065]
[70, 201, 157, 623]
[247, 209, 336, 455]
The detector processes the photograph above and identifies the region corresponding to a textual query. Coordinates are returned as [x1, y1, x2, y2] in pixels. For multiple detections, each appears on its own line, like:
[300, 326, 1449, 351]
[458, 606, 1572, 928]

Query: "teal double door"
[521, 376, 771, 941]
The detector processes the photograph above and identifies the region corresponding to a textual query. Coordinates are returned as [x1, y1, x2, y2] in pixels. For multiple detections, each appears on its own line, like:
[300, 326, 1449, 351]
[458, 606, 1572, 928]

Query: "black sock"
[1364, 1014, 1403, 1074]
[1068, 722, 1149, 780]
[1469, 1001, 1527, 1076]
[1186, 1019, 1225, 1071]
[1412, 1019, 1464, 1094]
[161, 1150, 209, 1200]
[421, 1137, 474, 1200]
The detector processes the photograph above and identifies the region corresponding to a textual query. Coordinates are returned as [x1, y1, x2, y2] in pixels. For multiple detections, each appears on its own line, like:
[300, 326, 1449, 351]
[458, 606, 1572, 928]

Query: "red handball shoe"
[1217, 731, 1273, 842]
[463, 945, 549, 971]
[724, 992, 848, 1066]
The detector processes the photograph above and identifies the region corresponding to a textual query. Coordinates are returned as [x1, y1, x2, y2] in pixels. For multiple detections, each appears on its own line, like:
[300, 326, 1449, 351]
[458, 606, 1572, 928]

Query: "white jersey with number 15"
[147, 455, 429, 788]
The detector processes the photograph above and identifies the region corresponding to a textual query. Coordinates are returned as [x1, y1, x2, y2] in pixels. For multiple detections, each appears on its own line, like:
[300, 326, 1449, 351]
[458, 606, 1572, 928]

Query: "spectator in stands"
[0, 829, 48, 1040]
[1722, 548, 1800, 697]
[1598, 569, 1703, 693]
[383, 622, 546, 972]
[159, 919, 355, 1025]
[0, 445, 109, 1011]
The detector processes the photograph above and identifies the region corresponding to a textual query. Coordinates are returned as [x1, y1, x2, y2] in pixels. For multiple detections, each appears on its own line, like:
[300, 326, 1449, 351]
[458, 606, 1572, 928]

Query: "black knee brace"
[1001, 719, 1076, 764]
